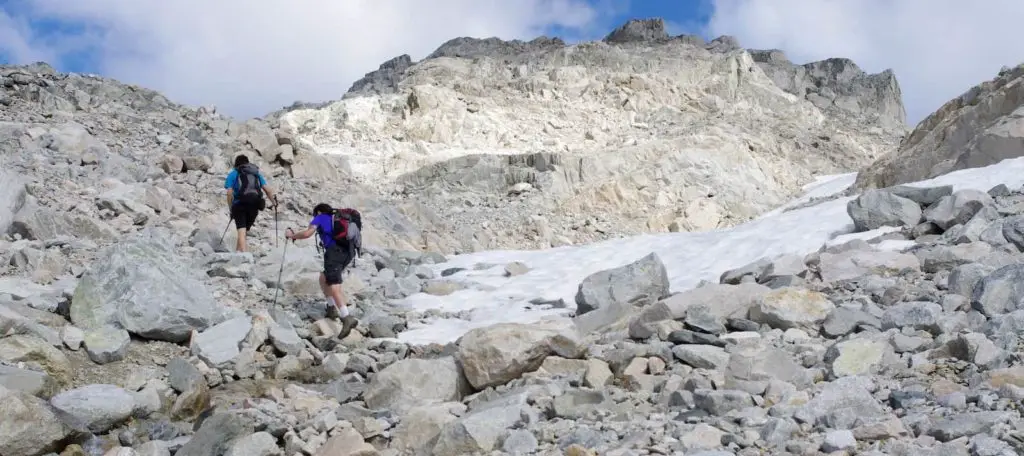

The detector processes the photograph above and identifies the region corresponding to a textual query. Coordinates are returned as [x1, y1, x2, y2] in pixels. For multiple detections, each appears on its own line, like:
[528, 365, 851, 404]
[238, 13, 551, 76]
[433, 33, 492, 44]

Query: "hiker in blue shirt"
[224, 155, 277, 252]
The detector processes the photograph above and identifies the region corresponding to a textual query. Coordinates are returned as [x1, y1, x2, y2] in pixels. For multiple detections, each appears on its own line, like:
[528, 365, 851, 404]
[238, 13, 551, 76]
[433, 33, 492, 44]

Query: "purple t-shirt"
[310, 214, 336, 247]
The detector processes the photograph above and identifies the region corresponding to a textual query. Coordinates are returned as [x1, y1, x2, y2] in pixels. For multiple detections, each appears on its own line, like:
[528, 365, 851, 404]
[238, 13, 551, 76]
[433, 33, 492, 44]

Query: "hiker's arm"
[225, 189, 234, 211]
[263, 185, 277, 205]
[286, 225, 317, 240]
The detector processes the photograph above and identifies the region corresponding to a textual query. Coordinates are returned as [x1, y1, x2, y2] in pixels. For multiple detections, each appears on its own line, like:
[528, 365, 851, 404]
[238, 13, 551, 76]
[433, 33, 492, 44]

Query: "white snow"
[394, 157, 1024, 346]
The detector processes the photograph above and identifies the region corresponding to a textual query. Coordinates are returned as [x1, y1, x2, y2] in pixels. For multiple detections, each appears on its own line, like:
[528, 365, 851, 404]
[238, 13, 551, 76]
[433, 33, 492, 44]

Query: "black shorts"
[323, 245, 352, 286]
[230, 202, 260, 231]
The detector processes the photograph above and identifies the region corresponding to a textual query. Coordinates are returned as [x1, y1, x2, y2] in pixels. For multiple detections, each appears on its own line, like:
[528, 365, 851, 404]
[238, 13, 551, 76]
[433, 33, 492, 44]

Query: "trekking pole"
[218, 216, 233, 250]
[274, 202, 279, 247]
[272, 228, 293, 309]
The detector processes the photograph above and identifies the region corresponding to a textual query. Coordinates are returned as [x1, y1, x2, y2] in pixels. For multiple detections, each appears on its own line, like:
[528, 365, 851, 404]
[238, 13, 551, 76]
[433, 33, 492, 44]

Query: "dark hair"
[234, 155, 250, 168]
[312, 203, 333, 216]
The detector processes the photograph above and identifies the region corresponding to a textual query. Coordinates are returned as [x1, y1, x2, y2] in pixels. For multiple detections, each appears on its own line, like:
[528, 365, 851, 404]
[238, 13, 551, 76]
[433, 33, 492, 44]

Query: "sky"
[1, 1, 1023, 126]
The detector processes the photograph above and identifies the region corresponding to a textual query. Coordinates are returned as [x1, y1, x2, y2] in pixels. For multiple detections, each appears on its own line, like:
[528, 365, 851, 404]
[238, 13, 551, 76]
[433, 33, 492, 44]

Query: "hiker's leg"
[230, 205, 249, 252]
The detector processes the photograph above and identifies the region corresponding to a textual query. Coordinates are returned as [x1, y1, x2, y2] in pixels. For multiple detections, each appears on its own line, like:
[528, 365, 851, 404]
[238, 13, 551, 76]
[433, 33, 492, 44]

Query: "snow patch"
[395, 157, 1024, 346]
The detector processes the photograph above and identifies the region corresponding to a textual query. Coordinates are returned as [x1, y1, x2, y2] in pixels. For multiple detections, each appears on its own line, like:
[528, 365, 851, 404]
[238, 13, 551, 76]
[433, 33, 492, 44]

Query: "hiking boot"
[325, 304, 340, 320]
[338, 315, 359, 339]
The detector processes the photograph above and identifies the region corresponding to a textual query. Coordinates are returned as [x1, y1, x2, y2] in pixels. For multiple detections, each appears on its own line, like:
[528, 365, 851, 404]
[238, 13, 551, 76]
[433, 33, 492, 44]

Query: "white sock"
[338, 305, 350, 318]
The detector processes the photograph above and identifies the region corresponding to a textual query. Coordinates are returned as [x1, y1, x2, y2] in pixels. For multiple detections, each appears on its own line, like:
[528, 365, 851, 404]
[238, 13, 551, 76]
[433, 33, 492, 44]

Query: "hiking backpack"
[321, 208, 363, 256]
[235, 163, 266, 210]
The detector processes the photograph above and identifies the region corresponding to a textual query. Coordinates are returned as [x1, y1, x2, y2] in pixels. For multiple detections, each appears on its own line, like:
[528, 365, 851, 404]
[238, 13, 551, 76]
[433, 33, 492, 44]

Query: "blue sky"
[2, 0, 1024, 124]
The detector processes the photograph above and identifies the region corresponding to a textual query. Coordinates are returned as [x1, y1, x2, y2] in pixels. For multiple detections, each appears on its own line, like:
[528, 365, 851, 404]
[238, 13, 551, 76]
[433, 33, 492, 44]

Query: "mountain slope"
[280, 18, 907, 254]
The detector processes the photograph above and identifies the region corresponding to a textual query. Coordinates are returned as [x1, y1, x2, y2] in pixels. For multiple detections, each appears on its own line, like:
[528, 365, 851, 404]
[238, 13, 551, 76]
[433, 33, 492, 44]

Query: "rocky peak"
[602, 18, 670, 44]
[750, 49, 907, 130]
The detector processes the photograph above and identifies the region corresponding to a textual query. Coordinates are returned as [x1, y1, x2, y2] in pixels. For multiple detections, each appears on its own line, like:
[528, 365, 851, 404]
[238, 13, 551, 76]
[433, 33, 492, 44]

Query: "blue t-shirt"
[310, 214, 337, 248]
[224, 169, 268, 204]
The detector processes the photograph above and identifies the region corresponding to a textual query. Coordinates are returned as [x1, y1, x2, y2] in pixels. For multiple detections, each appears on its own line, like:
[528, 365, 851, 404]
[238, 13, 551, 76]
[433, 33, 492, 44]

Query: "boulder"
[574, 252, 670, 316]
[628, 283, 770, 339]
[363, 357, 471, 415]
[973, 264, 1024, 316]
[191, 316, 253, 366]
[0, 384, 72, 456]
[0, 335, 73, 388]
[71, 229, 231, 342]
[812, 248, 920, 283]
[923, 189, 994, 230]
[83, 326, 131, 364]
[748, 288, 835, 332]
[0, 169, 27, 234]
[846, 189, 922, 232]
[456, 322, 585, 390]
[49, 384, 135, 433]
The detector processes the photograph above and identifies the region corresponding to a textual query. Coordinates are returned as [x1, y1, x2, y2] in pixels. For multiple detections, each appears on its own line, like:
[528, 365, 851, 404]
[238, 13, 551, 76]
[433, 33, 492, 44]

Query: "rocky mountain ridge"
[856, 62, 1024, 190]
[281, 18, 907, 253]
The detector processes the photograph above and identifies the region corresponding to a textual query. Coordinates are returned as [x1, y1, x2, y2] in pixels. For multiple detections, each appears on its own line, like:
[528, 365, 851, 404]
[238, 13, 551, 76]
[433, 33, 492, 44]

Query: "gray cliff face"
[856, 62, 1024, 189]
[343, 18, 907, 133]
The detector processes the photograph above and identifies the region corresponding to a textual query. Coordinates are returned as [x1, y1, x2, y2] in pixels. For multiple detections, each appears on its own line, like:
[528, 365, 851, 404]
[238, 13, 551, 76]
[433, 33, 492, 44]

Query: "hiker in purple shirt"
[286, 203, 360, 338]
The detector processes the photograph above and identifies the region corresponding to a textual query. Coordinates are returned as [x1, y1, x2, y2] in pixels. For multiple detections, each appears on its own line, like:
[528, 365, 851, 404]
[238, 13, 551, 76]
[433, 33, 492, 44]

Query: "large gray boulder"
[456, 322, 585, 390]
[71, 229, 232, 342]
[49, 384, 135, 433]
[0, 169, 27, 235]
[0, 384, 73, 456]
[923, 189, 994, 230]
[574, 252, 670, 316]
[973, 264, 1024, 316]
[364, 356, 472, 415]
[846, 189, 922, 232]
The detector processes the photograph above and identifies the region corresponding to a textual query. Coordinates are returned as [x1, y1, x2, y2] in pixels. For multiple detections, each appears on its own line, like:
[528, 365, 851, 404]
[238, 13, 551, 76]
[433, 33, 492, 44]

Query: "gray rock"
[191, 316, 252, 366]
[672, 345, 730, 370]
[0, 365, 56, 398]
[0, 169, 27, 235]
[501, 429, 539, 454]
[821, 307, 881, 338]
[928, 411, 1013, 442]
[224, 431, 281, 456]
[796, 377, 887, 429]
[167, 358, 204, 393]
[913, 242, 992, 273]
[49, 384, 135, 433]
[630, 283, 770, 338]
[821, 430, 856, 452]
[363, 356, 471, 415]
[70, 229, 230, 342]
[881, 301, 943, 334]
[887, 185, 953, 206]
[136, 440, 172, 456]
[268, 322, 303, 356]
[0, 384, 72, 456]
[83, 326, 130, 364]
[575, 252, 670, 315]
[176, 412, 256, 456]
[813, 248, 920, 283]
[847, 189, 923, 231]
[748, 287, 835, 331]
[693, 389, 753, 415]
[972, 263, 1024, 316]
[923, 189, 994, 230]
[432, 392, 536, 455]
[719, 257, 770, 284]
[948, 262, 994, 298]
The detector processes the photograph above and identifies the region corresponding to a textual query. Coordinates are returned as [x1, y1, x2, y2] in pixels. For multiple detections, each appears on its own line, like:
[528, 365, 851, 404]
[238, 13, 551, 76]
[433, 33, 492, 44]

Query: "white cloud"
[705, 0, 1024, 126]
[1, 0, 603, 118]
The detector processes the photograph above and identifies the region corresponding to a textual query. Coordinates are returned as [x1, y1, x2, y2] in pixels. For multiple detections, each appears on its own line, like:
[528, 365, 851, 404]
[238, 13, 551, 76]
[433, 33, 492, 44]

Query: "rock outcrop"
[856, 63, 1024, 189]
[282, 17, 907, 252]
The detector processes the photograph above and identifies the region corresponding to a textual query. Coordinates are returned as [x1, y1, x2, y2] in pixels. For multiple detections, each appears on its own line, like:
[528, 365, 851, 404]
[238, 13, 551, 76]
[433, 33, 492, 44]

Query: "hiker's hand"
[285, 228, 294, 240]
